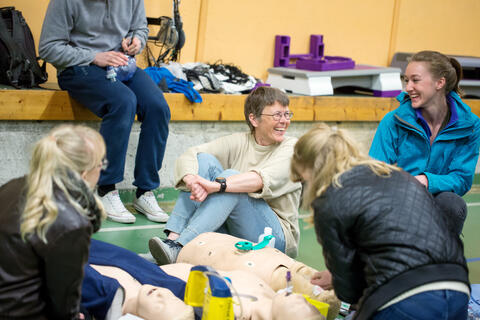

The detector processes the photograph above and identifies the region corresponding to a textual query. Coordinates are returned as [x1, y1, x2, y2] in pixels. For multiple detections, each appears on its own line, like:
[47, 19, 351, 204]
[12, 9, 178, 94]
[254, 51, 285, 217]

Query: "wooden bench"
[1, 88, 479, 122]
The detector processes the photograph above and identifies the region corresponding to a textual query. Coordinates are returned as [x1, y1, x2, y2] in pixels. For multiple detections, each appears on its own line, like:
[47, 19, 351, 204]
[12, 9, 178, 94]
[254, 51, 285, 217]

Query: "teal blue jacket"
[369, 91, 480, 196]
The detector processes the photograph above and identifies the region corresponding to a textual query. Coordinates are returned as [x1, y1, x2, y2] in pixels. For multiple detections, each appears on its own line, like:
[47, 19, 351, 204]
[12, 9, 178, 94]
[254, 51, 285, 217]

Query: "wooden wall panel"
[0, 0, 478, 82]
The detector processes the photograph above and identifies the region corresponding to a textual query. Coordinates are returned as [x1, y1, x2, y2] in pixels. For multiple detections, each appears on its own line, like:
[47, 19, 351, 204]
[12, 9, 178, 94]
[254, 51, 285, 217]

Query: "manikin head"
[272, 292, 325, 320]
[127, 284, 194, 320]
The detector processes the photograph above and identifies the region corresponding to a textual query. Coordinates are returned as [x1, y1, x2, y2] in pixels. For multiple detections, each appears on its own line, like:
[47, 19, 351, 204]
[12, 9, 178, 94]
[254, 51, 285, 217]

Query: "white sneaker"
[133, 191, 169, 223]
[101, 190, 136, 223]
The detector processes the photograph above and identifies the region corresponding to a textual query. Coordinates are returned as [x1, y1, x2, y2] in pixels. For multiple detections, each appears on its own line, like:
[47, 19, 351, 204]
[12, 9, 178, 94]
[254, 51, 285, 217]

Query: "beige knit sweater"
[174, 132, 302, 257]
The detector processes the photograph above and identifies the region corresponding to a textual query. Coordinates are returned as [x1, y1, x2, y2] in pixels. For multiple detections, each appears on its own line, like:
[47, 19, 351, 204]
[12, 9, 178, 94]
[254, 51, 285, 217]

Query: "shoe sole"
[133, 203, 169, 223]
[107, 213, 136, 224]
[149, 237, 174, 265]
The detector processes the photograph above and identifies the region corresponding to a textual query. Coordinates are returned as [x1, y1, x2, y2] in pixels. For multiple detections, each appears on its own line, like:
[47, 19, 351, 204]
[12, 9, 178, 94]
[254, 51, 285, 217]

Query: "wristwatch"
[215, 177, 227, 193]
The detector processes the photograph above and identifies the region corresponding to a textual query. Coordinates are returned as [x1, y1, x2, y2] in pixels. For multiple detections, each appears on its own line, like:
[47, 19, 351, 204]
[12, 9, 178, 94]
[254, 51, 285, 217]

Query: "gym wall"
[2, 0, 479, 81]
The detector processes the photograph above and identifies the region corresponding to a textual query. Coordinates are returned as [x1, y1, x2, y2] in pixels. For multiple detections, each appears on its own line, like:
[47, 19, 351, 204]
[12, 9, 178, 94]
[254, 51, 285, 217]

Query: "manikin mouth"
[147, 288, 157, 296]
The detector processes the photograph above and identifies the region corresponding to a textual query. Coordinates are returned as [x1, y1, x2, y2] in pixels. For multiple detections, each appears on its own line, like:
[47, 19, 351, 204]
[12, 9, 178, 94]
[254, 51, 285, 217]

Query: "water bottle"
[258, 227, 275, 248]
[106, 54, 137, 82]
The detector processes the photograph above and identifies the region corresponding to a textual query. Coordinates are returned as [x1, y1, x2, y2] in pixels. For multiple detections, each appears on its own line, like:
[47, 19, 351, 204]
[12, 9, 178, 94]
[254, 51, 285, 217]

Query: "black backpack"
[0, 6, 47, 88]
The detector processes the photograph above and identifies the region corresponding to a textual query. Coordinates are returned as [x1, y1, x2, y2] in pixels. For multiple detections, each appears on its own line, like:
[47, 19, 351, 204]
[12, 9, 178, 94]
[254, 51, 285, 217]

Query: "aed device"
[184, 265, 234, 320]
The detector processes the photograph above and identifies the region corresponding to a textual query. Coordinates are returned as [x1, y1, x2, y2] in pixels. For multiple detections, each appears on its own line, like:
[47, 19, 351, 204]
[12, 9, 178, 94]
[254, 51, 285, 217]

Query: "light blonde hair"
[20, 125, 106, 242]
[291, 123, 399, 209]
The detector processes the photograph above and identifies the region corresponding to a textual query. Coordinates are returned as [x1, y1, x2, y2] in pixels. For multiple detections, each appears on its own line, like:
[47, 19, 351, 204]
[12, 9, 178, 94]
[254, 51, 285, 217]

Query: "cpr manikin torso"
[176, 232, 340, 320]
[163, 263, 328, 320]
[91, 265, 194, 320]
[91, 263, 324, 320]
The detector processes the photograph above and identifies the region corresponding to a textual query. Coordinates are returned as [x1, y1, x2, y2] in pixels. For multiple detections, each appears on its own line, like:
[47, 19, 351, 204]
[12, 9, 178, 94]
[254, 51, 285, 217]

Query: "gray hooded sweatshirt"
[39, 0, 149, 72]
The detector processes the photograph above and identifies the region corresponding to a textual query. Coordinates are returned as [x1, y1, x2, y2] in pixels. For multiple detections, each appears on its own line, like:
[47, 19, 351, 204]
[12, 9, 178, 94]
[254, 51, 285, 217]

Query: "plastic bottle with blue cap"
[106, 33, 138, 82]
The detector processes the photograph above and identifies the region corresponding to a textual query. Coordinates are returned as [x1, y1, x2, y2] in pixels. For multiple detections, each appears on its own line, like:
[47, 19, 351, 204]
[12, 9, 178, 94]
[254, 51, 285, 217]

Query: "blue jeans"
[373, 289, 469, 320]
[58, 65, 170, 190]
[165, 153, 286, 252]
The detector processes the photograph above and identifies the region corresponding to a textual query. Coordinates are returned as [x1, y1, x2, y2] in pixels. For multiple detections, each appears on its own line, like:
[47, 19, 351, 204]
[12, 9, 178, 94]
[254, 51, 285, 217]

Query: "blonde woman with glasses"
[0, 125, 106, 319]
[291, 123, 469, 320]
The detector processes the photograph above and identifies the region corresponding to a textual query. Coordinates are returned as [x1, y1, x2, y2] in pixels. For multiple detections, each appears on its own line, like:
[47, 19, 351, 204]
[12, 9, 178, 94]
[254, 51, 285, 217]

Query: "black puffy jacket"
[0, 177, 101, 319]
[312, 165, 469, 320]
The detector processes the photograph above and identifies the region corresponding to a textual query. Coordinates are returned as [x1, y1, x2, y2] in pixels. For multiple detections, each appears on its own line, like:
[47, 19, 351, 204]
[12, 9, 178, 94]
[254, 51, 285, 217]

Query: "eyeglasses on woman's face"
[260, 111, 294, 121]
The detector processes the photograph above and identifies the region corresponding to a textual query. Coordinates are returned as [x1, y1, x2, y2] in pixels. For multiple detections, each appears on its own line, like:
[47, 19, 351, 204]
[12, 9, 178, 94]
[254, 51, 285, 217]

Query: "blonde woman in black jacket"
[0, 125, 105, 319]
[291, 123, 469, 320]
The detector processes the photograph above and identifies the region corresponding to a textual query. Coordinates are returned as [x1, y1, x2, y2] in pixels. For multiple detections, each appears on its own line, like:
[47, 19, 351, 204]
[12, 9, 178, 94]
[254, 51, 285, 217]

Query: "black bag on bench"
[0, 6, 47, 88]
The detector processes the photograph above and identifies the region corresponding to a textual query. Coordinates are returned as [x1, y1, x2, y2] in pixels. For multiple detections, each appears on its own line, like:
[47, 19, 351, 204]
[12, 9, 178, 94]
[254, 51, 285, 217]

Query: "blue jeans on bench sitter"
[58, 65, 170, 190]
[165, 153, 286, 252]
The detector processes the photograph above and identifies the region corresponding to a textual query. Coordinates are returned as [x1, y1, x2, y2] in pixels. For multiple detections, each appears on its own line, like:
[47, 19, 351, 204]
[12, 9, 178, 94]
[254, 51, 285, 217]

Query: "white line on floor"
[467, 202, 480, 207]
[98, 225, 165, 232]
[99, 202, 480, 232]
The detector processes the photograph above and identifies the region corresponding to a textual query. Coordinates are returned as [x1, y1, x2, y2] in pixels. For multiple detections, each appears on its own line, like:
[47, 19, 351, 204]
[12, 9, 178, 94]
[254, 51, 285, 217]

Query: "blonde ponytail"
[21, 125, 106, 242]
[291, 123, 399, 209]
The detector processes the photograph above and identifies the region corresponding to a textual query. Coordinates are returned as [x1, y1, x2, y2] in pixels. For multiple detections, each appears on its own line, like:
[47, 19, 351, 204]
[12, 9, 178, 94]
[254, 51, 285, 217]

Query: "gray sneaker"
[148, 237, 182, 265]
[138, 252, 157, 264]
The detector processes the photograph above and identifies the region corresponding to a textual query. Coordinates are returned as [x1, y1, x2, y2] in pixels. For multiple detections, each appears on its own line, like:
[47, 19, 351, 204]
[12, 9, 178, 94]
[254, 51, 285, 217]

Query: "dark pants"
[58, 65, 170, 190]
[372, 289, 468, 320]
[434, 192, 467, 235]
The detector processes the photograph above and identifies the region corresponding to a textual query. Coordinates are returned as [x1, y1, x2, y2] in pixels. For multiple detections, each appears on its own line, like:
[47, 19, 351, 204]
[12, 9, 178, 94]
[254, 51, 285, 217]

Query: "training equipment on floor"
[184, 265, 234, 320]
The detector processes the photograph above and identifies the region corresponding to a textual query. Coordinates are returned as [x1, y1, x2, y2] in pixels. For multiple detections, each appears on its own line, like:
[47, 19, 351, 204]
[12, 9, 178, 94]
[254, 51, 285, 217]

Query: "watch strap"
[215, 177, 227, 193]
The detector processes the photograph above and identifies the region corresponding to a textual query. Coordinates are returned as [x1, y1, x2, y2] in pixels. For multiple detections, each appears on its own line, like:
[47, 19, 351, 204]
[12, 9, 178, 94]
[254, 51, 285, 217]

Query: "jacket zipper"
[394, 114, 432, 169]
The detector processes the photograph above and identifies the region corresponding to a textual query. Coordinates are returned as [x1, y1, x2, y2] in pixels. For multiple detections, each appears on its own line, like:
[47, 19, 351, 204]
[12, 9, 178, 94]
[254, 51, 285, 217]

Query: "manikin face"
[249, 102, 291, 146]
[404, 61, 445, 109]
[272, 292, 323, 320]
[135, 285, 192, 320]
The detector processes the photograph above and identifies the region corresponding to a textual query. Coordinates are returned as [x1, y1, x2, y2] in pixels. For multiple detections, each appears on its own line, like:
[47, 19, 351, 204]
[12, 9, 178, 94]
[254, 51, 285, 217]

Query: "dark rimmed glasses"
[260, 111, 294, 121]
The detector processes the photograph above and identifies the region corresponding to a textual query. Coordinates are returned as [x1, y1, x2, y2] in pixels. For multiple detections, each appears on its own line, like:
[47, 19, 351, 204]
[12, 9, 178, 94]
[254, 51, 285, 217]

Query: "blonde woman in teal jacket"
[370, 51, 480, 235]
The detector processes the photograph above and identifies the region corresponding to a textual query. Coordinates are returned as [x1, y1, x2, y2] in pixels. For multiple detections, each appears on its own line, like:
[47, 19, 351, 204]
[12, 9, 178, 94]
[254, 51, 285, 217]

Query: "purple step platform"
[274, 34, 355, 71]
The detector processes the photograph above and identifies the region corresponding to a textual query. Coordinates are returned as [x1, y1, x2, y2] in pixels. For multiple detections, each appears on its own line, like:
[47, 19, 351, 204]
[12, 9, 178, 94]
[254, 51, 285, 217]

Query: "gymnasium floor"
[93, 188, 480, 284]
